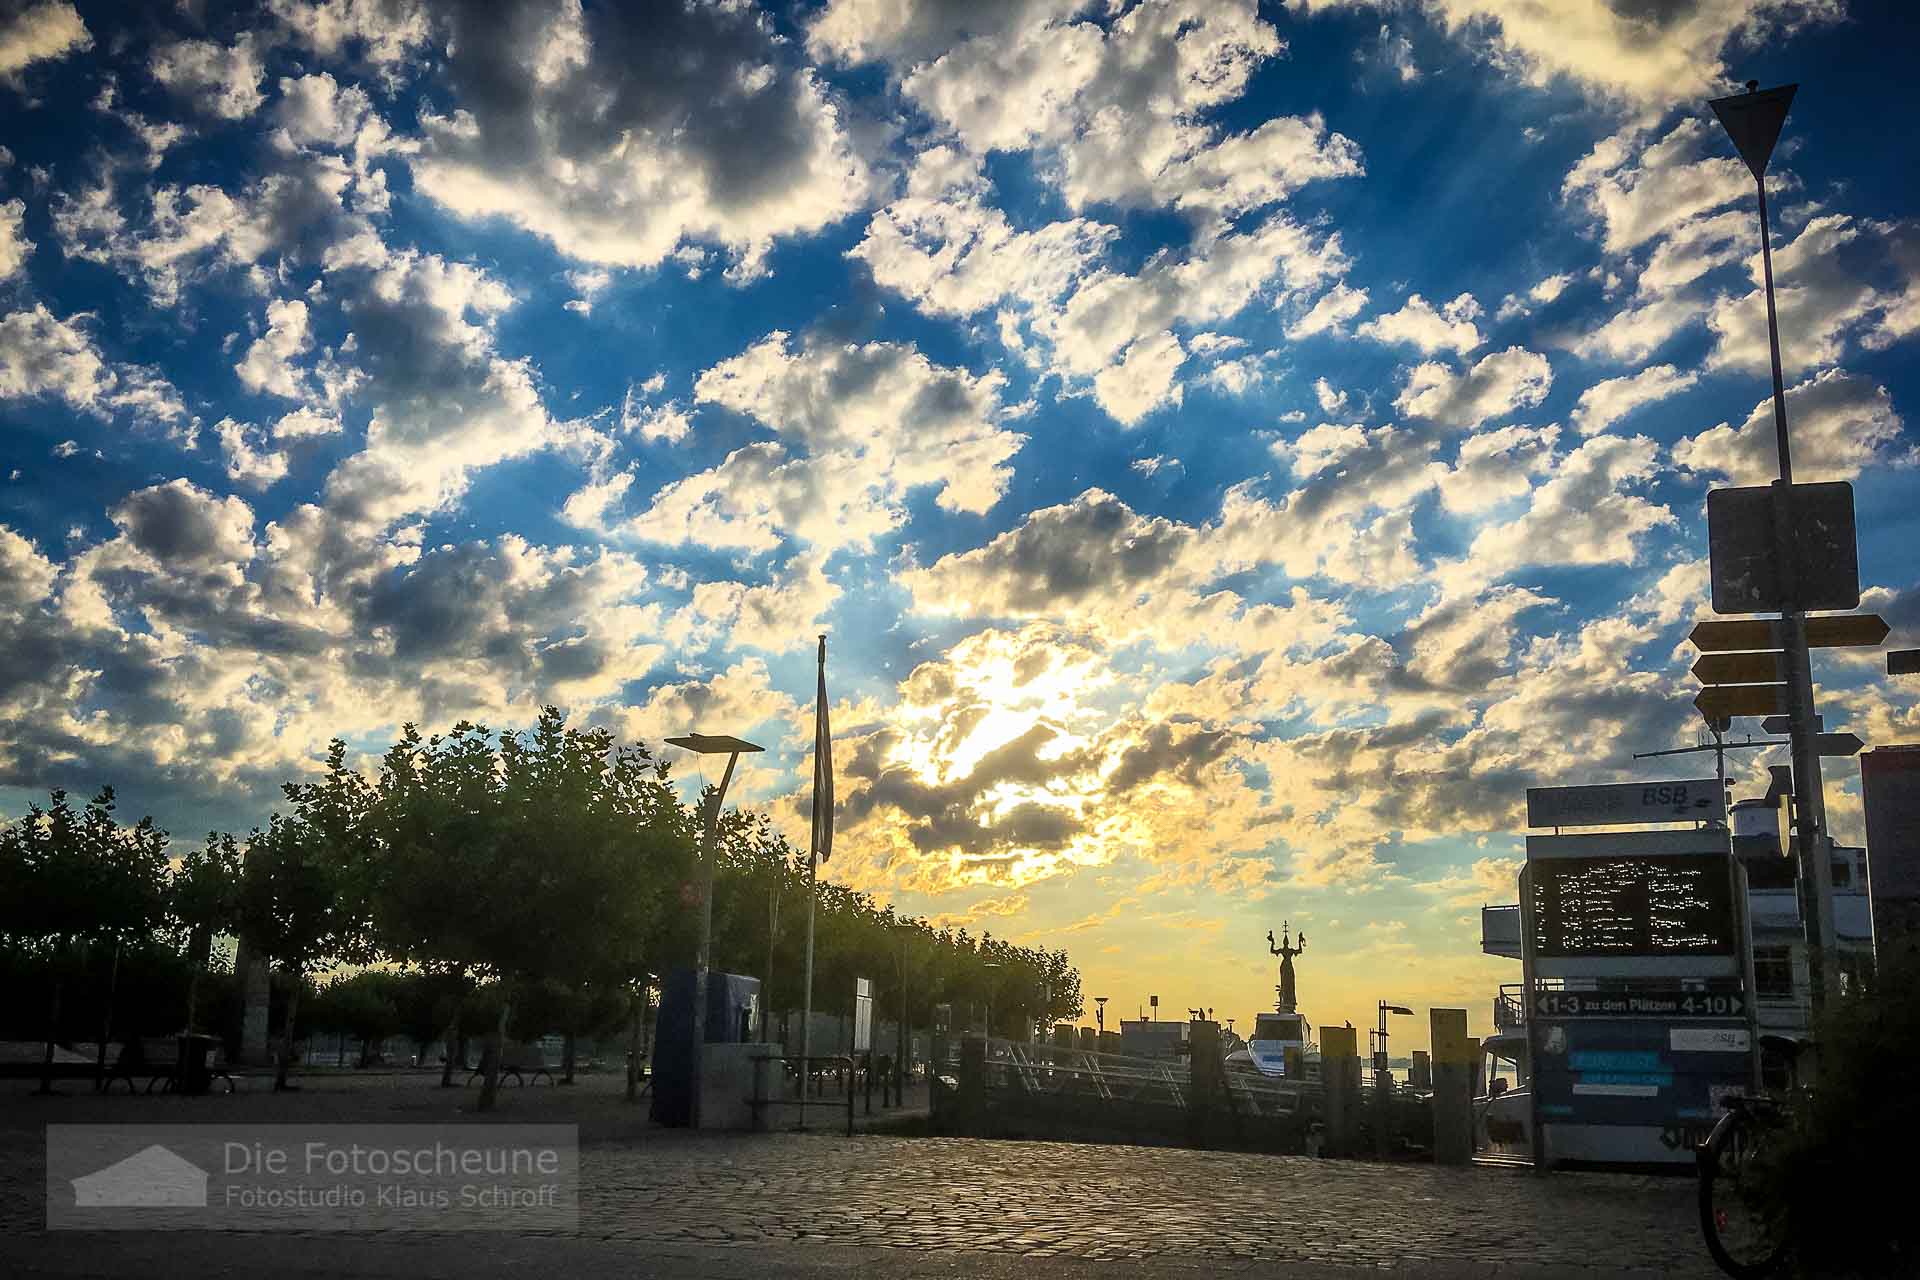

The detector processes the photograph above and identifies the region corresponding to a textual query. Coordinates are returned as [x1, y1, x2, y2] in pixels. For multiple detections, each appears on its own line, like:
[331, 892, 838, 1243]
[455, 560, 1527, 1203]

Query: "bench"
[106, 1038, 236, 1095]
[465, 1045, 554, 1088]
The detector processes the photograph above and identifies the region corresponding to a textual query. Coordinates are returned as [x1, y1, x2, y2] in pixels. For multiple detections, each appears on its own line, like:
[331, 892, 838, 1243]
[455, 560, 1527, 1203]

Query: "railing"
[960, 1037, 1325, 1116]
[747, 1053, 855, 1136]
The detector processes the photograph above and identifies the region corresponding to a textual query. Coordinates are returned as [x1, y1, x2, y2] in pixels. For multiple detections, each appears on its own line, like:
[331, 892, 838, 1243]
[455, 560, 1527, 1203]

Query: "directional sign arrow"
[1689, 615, 1889, 652]
[1695, 684, 1789, 719]
[1761, 715, 1821, 735]
[1892, 650, 1920, 677]
[1692, 651, 1786, 685]
[1815, 732, 1864, 757]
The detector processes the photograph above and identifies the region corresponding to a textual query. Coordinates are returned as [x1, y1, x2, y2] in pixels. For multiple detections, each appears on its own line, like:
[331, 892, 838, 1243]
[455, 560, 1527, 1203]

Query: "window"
[1753, 946, 1794, 998]
[1831, 860, 1852, 888]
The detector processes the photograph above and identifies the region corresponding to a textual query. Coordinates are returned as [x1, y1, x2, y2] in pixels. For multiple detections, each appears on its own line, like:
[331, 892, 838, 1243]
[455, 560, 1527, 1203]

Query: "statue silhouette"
[1266, 923, 1307, 1012]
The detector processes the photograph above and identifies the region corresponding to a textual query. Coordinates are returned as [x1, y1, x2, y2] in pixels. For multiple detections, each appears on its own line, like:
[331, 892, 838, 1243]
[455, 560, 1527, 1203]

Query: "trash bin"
[175, 1033, 219, 1096]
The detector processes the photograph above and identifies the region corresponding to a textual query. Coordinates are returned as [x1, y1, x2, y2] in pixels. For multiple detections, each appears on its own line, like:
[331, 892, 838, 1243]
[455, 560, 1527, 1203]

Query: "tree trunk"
[95, 942, 121, 1092]
[438, 967, 464, 1087]
[625, 988, 642, 1103]
[561, 1029, 576, 1085]
[439, 1010, 461, 1087]
[36, 975, 63, 1096]
[274, 980, 300, 1092]
[477, 985, 511, 1113]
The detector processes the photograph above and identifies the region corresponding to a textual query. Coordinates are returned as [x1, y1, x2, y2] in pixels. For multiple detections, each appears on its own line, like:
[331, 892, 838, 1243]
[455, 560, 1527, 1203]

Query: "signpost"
[1761, 715, 1817, 736]
[1814, 733, 1863, 758]
[1891, 650, 1920, 677]
[1525, 779, 1724, 829]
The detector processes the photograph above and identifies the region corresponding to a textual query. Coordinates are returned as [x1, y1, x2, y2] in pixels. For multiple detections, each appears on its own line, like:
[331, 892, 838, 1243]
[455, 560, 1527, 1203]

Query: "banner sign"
[1533, 990, 1745, 1019]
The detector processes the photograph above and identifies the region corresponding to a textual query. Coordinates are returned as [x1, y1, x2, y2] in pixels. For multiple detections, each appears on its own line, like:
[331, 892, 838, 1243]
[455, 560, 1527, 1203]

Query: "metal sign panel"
[1816, 733, 1864, 758]
[1526, 779, 1723, 829]
[1523, 830, 1739, 980]
[1534, 1017, 1752, 1162]
[1532, 990, 1745, 1019]
[1692, 651, 1785, 685]
[1707, 482, 1858, 614]
[1690, 614, 1888, 651]
[852, 977, 873, 1054]
[1694, 684, 1788, 720]
[1708, 83, 1796, 180]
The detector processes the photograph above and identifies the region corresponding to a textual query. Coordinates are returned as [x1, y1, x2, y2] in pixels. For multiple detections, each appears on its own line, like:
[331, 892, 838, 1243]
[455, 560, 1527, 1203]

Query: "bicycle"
[1698, 1093, 1789, 1278]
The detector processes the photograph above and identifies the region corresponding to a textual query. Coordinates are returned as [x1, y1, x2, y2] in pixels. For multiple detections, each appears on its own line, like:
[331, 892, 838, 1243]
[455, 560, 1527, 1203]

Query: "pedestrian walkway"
[0, 1076, 1720, 1277]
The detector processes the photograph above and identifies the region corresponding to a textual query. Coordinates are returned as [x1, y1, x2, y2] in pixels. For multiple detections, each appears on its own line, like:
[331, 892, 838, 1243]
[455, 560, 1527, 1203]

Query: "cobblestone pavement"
[0, 1074, 1720, 1278]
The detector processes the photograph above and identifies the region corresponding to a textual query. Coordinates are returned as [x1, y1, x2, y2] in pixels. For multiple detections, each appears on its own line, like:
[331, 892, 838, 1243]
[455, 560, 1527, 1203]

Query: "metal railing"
[959, 1036, 1324, 1118]
[747, 1053, 855, 1136]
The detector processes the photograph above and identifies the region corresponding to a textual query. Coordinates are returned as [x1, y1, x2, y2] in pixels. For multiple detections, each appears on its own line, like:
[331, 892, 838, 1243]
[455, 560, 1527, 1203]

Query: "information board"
[1533, 1017, 1752, 1161]
[1528, 854, 1736, 958]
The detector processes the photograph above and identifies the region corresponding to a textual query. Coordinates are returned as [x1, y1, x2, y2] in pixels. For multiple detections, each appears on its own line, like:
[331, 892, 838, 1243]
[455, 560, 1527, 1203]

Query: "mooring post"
[1319, 1024, 1359, 1157]
[1187, 1020, 1223, 1147]
[1431, 1008, 1473, 1166]
[958, 1034, 986, 1137]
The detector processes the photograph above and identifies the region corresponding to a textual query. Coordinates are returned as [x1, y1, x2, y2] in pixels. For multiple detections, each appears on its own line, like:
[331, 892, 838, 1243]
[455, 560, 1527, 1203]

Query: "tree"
[235, 811, 363, 1091]
[366, 709, 691, 1111]
[169, 833, 243, 1036]
[0, 788, 168, 1093]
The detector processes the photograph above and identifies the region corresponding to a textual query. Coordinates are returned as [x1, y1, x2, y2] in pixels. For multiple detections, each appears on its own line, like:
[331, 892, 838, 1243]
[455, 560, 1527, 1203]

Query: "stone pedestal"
[1318, 1025, 1360, 1157]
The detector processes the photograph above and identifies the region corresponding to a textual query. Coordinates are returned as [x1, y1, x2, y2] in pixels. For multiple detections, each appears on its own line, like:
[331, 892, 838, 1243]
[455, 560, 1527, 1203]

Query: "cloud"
[1570, 294, 1701, 363]
[1706, 215, 1917, 376]
[1395, 346, 1551, 428]
[0, 1, 88, 78]
[1446, 434, 1674, 591]
[1357, 292, 1482, 355]
[267, 0, 434, 74]
[0, 304, 188, 430]
[0, 198, 27, 277]
[409, 0, 871, 275]
[235, 299, 315, 399]
[1286, 282, 1369, 340]
[610, 333, 1020, 552]
[0, 303, 110, 408]
[827, 0, 1359, 218]
[149, 35, 267, 120]
[215, 418, 290, 490]
[1672, 369, 1908, 485]
[1571, 364, 1698, 435]
[1092, 331, 1186, 425]
[1291, 0, 1842, 106]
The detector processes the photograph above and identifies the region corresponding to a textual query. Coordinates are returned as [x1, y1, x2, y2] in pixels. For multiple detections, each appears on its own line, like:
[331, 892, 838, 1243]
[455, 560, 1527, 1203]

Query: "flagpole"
[801, 633, 829, 1113]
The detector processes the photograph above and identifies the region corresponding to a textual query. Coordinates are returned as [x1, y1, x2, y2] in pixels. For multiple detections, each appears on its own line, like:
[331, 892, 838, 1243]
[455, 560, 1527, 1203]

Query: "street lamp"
[981, 960, 1001, 1038]
[1094, 996, 1107, 1037]
[1375, 1001, 1413, 1078]
[667, 731, 764, 1130]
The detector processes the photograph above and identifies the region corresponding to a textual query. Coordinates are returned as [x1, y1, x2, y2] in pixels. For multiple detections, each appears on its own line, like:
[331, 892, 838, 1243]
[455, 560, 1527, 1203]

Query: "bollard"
[1411, 1050, 1431, 1091]
[1319, 1025, 1359, 1157]
[958, 1035, 987, 1137]
[1186, 1021, 1223, 1148]
[1430, 1008, 1473, 1166]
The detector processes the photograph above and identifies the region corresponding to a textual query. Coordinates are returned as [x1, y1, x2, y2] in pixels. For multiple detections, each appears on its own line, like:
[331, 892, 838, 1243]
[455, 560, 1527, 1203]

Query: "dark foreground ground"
[0, 1071, 1719, 1279]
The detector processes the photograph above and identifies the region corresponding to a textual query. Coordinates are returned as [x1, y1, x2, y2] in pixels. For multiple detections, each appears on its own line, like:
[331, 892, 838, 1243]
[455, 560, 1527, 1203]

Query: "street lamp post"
[1094, 996, 1107, 1038]
[982, 961, 1001, 1038]
[1375, 1002, 1413, 1159]
[667, 732, 764, 1130]
[1707, 80, 1839, 1014]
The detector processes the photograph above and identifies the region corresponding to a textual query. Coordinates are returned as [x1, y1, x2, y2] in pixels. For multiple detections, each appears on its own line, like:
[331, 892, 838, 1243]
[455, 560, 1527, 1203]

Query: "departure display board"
[1528, 854, 1736, 957]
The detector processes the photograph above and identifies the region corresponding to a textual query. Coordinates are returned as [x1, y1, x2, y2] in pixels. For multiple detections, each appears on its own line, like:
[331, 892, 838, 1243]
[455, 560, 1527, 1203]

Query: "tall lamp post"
[1094, 996, 1107, 1039]
[1706, 80, 1839, 1013]
[667, 731, 764, 1130]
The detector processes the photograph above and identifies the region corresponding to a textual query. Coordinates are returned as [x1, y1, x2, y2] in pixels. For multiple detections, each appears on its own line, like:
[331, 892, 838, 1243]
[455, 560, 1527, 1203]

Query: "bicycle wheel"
[1699, 1114, 1787, 1278]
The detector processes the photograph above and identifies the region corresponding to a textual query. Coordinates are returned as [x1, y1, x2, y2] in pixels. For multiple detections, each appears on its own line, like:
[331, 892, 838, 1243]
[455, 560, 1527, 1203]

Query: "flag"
[810, 634, 834, 865]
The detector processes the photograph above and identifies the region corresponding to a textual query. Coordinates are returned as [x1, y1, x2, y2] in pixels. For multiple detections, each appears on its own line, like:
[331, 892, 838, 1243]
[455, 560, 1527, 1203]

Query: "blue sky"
[2, 0, 1917, 1043]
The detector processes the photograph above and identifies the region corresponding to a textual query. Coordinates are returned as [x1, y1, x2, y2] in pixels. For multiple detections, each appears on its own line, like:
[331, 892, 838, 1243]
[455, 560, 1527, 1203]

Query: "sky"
[2, 0, 1917, 1051]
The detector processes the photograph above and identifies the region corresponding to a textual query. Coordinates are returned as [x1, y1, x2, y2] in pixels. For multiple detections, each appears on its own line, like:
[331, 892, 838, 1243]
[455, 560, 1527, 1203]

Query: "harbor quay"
[0, 1074, 1718, 1278]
